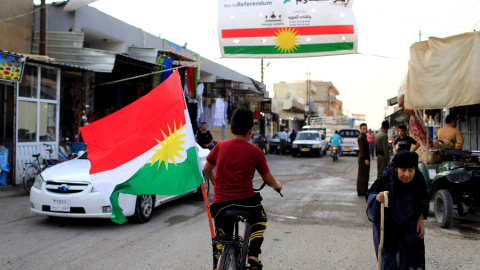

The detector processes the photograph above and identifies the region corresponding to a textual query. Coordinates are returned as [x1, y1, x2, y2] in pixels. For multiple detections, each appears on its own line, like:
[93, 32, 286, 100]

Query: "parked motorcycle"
[418, 149, 480, 228]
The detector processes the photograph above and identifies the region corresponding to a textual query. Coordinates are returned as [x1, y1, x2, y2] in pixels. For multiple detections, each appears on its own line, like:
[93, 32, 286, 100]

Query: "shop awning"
[386, 109, 409, 127]
[406, 32, 480, 109]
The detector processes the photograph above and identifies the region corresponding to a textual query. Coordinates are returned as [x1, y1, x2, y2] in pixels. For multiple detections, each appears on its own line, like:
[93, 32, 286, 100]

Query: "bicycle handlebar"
[253, 183, 283, 197]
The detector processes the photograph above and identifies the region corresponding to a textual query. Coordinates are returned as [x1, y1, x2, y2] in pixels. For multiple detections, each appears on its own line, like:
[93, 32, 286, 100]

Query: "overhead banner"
[352, 113, 365, 121]
[218, 0, 357, 58]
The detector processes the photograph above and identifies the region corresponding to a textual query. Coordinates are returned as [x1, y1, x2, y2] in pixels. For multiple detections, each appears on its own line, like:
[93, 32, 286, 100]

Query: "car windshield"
[339, 130, 360, 138]
[272, 134, 279, 139]
[297, 133, 319, 140]
[78, 151, 88, 159]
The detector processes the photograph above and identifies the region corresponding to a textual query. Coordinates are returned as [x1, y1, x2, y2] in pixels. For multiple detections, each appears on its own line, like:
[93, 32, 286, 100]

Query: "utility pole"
[261, 58, 264, 83]
[40, 0, 47, 55]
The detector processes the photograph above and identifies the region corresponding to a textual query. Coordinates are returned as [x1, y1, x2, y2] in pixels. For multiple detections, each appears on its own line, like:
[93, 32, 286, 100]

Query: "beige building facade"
[273, 80, 343, 131]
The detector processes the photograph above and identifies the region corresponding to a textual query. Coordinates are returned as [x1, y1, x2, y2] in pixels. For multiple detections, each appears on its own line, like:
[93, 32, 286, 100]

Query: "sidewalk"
[0, 184, 26, 198]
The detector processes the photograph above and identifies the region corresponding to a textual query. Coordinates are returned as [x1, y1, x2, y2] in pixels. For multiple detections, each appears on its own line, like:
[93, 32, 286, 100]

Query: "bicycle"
[23, 144, 59, 194]
[214, 183, 283, 270]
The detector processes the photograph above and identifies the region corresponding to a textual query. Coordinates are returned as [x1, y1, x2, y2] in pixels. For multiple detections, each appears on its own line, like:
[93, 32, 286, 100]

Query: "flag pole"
[201, 180, 215, 238]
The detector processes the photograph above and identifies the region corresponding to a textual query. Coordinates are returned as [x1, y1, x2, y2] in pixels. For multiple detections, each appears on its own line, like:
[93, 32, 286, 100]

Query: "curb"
[0, 185, 26, 198]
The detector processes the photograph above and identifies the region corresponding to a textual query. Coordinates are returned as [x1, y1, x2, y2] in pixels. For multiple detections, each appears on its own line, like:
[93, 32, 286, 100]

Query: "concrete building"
[1, 1, 267, 186]
[273, 80, 343, 131]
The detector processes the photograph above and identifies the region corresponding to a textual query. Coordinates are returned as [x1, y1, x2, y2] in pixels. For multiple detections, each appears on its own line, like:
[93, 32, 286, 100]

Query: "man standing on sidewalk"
[357, 123, 370, 196]
[367, 129, 375, 160]
[375, 120, 390, 176]
[278, 129, 288, 155]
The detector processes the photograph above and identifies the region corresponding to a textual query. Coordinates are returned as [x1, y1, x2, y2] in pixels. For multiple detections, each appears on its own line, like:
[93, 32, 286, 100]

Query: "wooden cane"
[378, 191, 389, 270]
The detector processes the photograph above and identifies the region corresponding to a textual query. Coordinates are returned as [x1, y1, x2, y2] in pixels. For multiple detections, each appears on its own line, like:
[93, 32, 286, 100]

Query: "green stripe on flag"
[224, 42, 354, 54]
[109, 147, 202, 224]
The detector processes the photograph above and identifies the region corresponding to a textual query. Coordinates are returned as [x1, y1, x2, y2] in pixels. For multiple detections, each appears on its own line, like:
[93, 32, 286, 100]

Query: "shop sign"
[0, 52, 25, 83]
[218, 0, 357, 58]
[163, 40, 198, 61]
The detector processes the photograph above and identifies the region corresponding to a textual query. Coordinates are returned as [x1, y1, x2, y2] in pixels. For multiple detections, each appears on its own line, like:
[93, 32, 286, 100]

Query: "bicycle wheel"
[23, 165, 40, 195]
[218, 244, 239, 270]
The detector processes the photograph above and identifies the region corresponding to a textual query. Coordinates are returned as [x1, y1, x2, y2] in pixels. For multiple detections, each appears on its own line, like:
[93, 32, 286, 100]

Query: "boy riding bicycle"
[203, 108, 282, 270]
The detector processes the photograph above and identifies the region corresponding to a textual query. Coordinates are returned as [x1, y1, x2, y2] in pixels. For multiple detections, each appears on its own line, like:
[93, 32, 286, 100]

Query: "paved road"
[1, 153, 479, 269]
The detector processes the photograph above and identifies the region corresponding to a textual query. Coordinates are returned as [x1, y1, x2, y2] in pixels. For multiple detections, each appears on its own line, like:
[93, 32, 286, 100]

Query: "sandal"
[248, 259, 263, 270]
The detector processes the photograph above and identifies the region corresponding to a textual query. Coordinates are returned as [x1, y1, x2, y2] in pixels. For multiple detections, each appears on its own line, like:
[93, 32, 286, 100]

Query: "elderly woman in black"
[366, 151, 429, 270]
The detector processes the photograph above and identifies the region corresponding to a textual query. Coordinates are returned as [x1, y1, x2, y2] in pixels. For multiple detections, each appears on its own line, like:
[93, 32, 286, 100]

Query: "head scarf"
[392, 150, 419, 168]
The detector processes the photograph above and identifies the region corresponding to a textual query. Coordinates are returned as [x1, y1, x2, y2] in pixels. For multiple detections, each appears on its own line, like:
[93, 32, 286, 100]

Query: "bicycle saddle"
[221, 210, 251, 221]
[32, 154, 40, 158]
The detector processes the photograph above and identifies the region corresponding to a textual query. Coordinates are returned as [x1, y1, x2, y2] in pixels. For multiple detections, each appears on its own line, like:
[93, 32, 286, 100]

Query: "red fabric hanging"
[187, 67, 195, 96]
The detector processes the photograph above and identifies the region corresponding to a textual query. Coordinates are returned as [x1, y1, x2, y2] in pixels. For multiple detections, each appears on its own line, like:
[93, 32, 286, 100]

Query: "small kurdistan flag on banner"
[80, 71, 203, 224]
[218, 0, 358, 58]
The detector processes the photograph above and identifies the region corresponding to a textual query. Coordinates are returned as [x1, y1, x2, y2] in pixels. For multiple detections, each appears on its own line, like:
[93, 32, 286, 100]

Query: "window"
[17, 64, 59, 143]
[18, 101, 37, 142]
[39, 103, 56, 142]
[40, 67, 57, 100]
[18, 65, 38, 98]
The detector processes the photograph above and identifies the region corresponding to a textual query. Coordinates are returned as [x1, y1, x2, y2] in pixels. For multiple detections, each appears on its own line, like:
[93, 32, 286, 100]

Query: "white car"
[30, 144, 210, 223]
[291, 130, 328, 157]
[338, 129, 361, 155]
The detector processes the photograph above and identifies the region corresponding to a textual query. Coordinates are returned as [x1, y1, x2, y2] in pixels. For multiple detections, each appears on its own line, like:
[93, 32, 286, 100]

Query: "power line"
[0, 6, 44, 23]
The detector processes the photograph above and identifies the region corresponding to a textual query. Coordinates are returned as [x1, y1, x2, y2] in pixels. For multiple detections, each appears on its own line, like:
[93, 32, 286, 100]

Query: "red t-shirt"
[207, 139, 270, 203]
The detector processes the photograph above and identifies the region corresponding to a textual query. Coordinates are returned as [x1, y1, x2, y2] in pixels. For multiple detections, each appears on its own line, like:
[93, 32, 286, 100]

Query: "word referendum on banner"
[218, 0, 357, 58]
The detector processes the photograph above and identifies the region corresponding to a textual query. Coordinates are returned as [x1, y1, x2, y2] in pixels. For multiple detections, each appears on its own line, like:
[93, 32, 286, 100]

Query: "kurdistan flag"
[80, 71, 202, 224]
[218, 0, 358, 58]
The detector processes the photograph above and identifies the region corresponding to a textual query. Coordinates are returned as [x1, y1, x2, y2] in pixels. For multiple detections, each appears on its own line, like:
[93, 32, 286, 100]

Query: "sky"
[37, 0, 480, 129]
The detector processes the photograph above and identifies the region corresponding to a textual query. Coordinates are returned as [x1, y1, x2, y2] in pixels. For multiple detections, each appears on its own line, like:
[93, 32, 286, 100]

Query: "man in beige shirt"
[437, 115, 464, 151]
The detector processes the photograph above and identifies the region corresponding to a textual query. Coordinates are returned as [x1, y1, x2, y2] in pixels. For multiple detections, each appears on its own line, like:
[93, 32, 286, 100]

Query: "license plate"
[301, 148, 309, 152]
[344, 146, 351, 150]
[51, 199, 71, 212]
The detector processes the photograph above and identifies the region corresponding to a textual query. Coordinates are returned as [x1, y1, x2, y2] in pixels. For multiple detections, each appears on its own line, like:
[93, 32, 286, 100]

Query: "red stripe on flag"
[222, 25, 354, 38]
[80, 72, 187, 174]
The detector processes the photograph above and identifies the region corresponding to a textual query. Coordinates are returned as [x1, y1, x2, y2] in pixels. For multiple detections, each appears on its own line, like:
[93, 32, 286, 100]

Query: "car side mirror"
[321, 134, 326, 140]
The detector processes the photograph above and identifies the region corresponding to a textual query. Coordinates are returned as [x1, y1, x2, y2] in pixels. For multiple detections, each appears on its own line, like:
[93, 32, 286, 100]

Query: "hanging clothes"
[186, 99, 198, 135]
[179, 67, 186, 90]
[211, 98, 226, 129]
[187, 67, 195, 96]
[160, 58, 173, 82]
[197, 83, 204, 123]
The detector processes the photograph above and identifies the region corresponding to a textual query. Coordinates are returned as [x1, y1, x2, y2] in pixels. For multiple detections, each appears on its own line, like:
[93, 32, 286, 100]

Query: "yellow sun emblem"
[150, 120, 186, 170]
[274, 27, 300, 54]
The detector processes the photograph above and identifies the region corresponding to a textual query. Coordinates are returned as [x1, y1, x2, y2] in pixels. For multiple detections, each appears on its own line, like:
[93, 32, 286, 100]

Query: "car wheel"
[292, 151, 297, 157]
[323, 147, 327, 156]
[195, 173, 210, 200]
[434, 189, 453, 228]
[132, 194, 155, 223]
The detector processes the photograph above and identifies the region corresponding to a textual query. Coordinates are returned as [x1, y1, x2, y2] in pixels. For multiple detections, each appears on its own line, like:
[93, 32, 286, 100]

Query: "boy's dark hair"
[445, 115, 456, 124]
[231, 108, 254, 135]
[201, 122, 207, 125]
[398, 125, 407, 131]
[360, 123, 367, 128]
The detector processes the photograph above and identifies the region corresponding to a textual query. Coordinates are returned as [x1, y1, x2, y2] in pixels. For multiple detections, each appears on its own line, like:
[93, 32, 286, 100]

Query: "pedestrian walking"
[278, 129, 288, 155]
[366, 151, 429, 270]
[357, 123, 370, 196]
[375, 121, 390, 176]
[367, 129, 375, 160]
